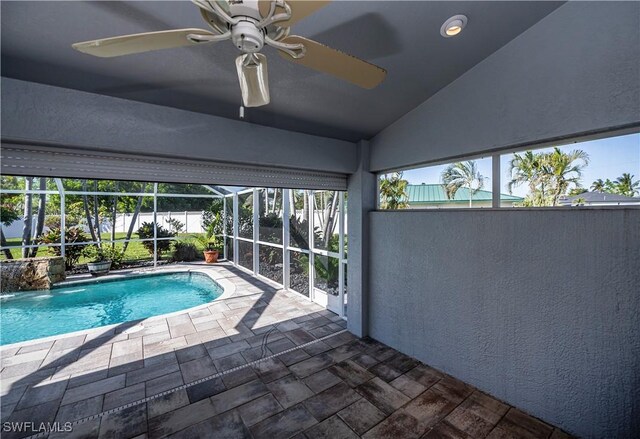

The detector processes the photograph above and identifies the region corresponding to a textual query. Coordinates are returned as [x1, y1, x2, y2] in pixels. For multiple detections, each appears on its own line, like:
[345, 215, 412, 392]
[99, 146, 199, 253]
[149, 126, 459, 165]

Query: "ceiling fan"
[72, 0, 387, 108]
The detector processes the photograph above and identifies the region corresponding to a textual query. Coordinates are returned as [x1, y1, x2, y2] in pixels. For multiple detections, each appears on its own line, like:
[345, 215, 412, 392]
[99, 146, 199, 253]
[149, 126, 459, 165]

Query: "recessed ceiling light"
[441, 15, 468, 38]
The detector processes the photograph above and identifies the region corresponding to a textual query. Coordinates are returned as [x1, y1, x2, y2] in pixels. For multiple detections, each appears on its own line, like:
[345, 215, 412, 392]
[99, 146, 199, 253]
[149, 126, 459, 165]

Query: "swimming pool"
[0, 271, 223, 345]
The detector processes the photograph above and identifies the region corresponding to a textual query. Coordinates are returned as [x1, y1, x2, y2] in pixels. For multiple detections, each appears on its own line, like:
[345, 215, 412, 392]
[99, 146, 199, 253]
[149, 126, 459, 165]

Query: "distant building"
[559, 191, 640, 206]
[406, 184, 523, 208]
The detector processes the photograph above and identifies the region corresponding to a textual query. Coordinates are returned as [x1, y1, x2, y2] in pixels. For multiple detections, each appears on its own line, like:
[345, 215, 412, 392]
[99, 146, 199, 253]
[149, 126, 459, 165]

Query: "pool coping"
[0, 263, 238, 351]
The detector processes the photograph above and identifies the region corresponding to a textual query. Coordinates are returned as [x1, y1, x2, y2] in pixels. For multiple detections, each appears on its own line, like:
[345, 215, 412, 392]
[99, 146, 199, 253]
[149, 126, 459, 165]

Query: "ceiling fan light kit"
[236, 53, 270, 107]
[71, 0, 387, 109]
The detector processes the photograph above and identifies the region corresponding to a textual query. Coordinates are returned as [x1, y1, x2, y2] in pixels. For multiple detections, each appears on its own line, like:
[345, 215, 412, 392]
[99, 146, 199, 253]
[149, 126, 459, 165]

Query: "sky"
[399, 133, 640, 198]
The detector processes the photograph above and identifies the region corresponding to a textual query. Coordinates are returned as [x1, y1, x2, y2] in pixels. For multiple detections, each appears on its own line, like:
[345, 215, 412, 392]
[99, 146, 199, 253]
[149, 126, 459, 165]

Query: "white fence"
[2, 210, 347, 239]
[114, 211, 207, 234]
[2, 216, 35, 239]
[2, 211, 208, 239]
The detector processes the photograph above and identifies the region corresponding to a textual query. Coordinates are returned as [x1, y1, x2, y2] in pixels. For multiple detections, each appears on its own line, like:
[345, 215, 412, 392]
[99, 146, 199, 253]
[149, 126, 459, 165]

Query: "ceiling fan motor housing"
[232, 20, 264, 53]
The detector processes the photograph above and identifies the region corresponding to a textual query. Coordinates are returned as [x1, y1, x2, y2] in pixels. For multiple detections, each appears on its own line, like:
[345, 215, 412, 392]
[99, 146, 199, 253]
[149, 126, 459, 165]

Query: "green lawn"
[1, 232, 208, 263]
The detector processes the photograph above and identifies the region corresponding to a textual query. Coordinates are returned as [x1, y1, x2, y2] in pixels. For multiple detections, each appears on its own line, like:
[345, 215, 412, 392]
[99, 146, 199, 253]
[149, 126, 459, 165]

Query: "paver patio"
[1, 264, 572, 439]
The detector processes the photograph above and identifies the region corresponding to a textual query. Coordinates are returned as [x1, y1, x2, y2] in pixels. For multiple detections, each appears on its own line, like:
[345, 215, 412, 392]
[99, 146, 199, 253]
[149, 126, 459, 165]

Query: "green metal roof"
[406, 184, 523, 204]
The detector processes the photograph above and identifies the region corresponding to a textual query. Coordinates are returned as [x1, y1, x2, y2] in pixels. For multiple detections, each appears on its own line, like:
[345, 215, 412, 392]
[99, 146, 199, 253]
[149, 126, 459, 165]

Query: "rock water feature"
[1, 256, 66, 292]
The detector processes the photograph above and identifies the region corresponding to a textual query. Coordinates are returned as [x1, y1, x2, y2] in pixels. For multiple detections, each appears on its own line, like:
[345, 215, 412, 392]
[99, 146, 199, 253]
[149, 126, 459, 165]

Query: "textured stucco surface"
[347, 141, 376, 337]
[370, 1, 640, 171]
[369, 209, 640, 438]
[0, 78, 357, 173]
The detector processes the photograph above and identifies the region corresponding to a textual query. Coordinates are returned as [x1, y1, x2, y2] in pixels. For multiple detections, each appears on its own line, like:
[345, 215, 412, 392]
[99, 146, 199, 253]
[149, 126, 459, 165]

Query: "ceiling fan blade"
[72, 28, 216, 58]
[192, 0, 231, 16]
[278, 36, 386, 89]
[216, 0, 231, 13]
[199, 7, 229, 34]
[259, 1, 331, 27]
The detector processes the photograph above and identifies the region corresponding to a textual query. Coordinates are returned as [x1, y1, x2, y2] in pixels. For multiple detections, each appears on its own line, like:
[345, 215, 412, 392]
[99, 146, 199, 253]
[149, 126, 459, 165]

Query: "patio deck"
[1, 264, 571, 439]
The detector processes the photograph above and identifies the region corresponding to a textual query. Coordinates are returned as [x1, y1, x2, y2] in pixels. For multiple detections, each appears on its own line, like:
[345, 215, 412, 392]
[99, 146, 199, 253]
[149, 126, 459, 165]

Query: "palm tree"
[81, 179, 98, 243]
[615, 173, 640, 197]
[379, 172, 409, 209]
[590, 179, 606, 192]
[508, 151, 551, 206]
[29, 177, 47, 257]
[508, 148, 589, 206]
[441, 161, 485, 207]
[21, 177, 33, 258]
[546, 147, 589, 206]
[314, 191, 339, 248]
[122, 183, 148, 253]
[508, 151, 544, 195]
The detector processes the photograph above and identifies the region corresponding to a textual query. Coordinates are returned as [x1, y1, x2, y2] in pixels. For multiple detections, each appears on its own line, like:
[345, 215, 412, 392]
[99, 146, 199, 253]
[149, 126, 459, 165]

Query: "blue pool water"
[0, 272, 222, 345]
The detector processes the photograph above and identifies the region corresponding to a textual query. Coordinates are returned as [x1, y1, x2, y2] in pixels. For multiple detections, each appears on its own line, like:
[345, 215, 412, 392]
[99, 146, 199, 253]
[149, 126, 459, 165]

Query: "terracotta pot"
[203, 250, 219, 263]
[87, 260, 111, 276]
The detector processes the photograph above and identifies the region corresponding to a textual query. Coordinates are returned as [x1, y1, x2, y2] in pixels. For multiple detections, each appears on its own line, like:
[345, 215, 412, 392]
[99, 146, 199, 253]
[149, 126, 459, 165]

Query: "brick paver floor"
[1, 264, 573, 439]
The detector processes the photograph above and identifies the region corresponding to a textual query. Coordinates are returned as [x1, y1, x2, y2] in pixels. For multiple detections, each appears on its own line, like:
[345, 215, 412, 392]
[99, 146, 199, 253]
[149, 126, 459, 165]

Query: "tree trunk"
[93, 181, 101, 247]
[111, 181, 118, 249]
[289, 191, 295, 221]
[314, 194, 323, 235]
[1, 229, 13, 259]
[322, 192, 339, 248]
[29, 178, 47, 257]
[82, 180, 98, 243]
[302, 191, 309, 222]
[122, 183, 147, 253]
[271, 190, 278, 214]
[21, 177, 33, 258]
[111, 196, 117, 249]
[552, 180, 564, 207]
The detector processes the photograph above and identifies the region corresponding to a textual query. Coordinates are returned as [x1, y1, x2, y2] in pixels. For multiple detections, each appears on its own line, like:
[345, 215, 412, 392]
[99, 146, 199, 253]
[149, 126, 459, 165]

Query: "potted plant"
[195, 233, 220, 263]
[202, 236, 220, 263]
[195, 215, 222, 263]
[84, 246, 112, 276]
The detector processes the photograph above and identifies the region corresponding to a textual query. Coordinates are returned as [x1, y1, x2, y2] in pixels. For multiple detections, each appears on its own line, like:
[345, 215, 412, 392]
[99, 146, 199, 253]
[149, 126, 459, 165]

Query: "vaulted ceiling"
[1, 1, 563, 141]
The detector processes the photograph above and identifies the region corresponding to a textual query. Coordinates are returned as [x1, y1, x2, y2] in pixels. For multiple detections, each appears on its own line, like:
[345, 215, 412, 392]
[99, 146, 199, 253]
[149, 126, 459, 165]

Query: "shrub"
[259, 245, 281, 265]
[136, 222, 176, 257]
[259, 213, 283, 244]
[314, 256, 339, 289]
[291, 252, 309, 275]
[202, 199, 224, 234]
[172, 242, 199, 262]
[38, 227, 90, 270]
[194, 213, 222, 252]
[102, 246, 125, 269]
[314, 234, 341, 293]
[84, 245, 125, 269]
[237, 205, 253, 238]
[165, 217, 184, 234]
[44, 215, 61, 230]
